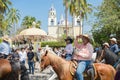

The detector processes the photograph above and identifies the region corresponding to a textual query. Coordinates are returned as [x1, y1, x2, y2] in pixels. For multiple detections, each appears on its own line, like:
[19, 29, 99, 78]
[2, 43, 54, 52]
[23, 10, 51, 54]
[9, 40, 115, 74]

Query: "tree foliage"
[92, 0, 120, 44]
[21, 16, 41, 28]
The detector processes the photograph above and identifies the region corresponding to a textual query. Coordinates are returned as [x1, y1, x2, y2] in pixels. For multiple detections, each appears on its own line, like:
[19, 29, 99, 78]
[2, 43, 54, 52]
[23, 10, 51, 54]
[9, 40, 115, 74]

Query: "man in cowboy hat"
[0, 35, 11, 58]
[73, 34, 93, 80]
[109, 38, 119, 55]
[63, 36, 73, 60]
[103, 42, 110, 49]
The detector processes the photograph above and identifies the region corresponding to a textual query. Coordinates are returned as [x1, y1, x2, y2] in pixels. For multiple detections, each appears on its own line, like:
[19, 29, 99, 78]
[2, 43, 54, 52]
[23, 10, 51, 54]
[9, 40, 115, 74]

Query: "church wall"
[48, 26, 58, 38]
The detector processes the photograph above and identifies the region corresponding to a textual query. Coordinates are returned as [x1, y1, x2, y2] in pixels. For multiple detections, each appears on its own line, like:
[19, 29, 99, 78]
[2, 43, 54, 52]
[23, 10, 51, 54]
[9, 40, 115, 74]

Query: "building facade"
[48, 5, 82, 38]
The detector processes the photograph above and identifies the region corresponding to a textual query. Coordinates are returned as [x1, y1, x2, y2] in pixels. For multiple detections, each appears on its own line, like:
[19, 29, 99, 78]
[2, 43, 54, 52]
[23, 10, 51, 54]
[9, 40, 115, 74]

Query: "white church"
[48, 5, 82, 38]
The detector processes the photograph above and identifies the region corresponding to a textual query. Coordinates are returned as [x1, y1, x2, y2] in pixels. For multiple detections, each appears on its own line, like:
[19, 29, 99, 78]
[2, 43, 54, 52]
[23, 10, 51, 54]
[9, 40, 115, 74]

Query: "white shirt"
[19, 51, 27, 61]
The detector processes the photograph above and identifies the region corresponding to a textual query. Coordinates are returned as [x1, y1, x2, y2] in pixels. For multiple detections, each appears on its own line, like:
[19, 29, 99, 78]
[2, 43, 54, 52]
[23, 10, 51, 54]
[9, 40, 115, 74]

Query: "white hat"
[2, 35, 11, 42]
[110, 38, 117, 43]
[103, 42, 110, 47]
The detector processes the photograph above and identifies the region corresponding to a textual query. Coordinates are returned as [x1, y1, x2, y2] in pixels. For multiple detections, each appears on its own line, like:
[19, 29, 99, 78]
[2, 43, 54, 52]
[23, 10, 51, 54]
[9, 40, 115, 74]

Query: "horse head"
[40, 50, 51, 71]
[95, 47, 106, 63]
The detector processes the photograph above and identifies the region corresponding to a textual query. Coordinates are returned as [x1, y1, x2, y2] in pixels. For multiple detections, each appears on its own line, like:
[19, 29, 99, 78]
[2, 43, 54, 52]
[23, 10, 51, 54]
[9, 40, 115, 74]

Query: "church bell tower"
[48, 5, 57, 26]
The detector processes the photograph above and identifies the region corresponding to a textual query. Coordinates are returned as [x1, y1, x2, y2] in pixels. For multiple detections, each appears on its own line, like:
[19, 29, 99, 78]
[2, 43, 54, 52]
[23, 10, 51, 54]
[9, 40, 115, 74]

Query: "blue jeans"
[21, 60, 25, 65]
[76, 60, 91, 80]
[65, 54, 72, 60]
[28, 60, 34, 74]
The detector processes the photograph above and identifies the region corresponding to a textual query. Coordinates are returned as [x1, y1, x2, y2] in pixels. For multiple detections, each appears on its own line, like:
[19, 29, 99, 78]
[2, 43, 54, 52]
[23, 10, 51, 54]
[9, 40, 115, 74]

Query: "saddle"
[69, 60, 96, 80]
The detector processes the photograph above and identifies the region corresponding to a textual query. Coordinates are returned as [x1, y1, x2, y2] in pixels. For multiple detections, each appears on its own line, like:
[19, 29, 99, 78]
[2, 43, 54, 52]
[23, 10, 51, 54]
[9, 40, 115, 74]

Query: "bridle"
[97, 50, 104, 62]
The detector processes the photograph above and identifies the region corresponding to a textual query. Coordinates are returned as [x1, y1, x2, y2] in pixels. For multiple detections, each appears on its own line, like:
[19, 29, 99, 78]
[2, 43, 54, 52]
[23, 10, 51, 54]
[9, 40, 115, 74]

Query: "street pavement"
[25, 62, 57, 80]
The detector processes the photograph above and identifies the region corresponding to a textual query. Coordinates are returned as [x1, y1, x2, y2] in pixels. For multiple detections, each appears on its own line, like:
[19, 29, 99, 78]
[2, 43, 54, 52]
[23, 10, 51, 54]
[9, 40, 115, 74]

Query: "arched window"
[51, 19, 54, 26]
[77, 20, 80, 26]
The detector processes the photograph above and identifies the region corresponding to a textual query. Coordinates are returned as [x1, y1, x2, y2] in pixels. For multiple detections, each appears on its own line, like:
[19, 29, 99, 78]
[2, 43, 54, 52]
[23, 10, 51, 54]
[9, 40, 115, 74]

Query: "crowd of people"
[0, 35, 36, 75]
[0, 34, 120, 80]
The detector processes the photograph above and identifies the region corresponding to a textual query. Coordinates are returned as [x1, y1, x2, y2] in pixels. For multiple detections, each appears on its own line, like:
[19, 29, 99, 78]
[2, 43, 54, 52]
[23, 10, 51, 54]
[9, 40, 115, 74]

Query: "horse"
[40, 49, 116, 80]
[0, 59, 12, 80]
[0, 58, 29, 80]
[96, 48, 119, 66]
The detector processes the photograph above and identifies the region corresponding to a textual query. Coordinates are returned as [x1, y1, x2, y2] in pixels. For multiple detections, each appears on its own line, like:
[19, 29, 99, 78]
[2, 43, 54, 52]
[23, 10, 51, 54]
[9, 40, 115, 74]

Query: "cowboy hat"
[2, 35, 10, 42]
[103, 42, 110, 47]
[65, 36, 73, 43]
[82, 34, 90, 41]
[110, 38, 117, 43]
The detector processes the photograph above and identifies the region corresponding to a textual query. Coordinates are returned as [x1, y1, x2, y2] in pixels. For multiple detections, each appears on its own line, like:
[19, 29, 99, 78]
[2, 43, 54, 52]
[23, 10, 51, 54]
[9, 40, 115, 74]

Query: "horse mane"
[42, 48, 68, 75]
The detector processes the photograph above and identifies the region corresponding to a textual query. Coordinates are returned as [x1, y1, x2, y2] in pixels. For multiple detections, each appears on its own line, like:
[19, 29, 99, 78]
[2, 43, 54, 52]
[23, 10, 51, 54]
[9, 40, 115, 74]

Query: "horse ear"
[45, 50, 48, 56]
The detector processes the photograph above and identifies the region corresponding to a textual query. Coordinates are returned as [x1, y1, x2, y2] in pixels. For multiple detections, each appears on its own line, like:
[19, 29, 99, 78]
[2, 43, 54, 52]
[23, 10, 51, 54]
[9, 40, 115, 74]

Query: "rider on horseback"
[64, 36, 73, 60]
[73, 34, 94, 80]
[110, 38, 120, 55]
[0, 35, 11, 59]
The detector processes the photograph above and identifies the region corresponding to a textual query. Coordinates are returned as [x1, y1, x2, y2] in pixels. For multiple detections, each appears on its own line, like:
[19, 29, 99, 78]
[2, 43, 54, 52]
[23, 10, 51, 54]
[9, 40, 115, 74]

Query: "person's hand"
[76, 36, 79, 40]
[78, 35, 82, 38]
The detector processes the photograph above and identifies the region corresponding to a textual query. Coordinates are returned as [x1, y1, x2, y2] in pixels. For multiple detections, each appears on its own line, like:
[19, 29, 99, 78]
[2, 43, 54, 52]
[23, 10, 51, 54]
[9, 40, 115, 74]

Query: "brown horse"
[0, 58, 29, 80]
[0, 59, 12, 80]
[40, 49, 116, 80]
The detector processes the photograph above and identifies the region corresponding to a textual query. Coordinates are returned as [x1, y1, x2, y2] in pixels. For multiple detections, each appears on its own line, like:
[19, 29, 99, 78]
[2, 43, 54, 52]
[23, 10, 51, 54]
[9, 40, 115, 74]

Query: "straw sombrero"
[82, 34, 90, 41]
[103, 42, 110, 47]
[2, 35, 10, 42]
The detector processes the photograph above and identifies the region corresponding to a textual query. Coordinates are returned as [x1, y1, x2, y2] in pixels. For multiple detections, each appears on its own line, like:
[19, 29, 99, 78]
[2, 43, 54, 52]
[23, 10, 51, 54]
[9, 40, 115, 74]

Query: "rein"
[97, 50, 104, 62]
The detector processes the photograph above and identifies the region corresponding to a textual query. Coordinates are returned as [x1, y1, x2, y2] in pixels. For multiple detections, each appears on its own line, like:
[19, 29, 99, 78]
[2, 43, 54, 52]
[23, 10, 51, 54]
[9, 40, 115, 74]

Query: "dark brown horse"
[96, 48, 118, 66]
[0, 59, 29, 80]
[40, 49, 116, 80]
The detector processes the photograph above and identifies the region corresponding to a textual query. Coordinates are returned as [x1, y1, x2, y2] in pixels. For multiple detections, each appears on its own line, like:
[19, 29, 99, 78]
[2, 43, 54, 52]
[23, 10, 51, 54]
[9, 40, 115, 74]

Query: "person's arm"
[31, 52, 34, 59]
[114, 44, 119, 54]
[74, 35, 83, 49]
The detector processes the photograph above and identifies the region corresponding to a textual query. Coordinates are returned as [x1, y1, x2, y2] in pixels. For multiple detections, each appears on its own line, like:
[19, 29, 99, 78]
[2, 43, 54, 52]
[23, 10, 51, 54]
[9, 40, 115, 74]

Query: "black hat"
[65, 36, 73, 43]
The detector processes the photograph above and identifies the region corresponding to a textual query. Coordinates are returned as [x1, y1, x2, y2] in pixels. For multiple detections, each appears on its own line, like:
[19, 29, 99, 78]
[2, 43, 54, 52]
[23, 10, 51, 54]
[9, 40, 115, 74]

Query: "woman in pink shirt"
[73, 34, 93, 80]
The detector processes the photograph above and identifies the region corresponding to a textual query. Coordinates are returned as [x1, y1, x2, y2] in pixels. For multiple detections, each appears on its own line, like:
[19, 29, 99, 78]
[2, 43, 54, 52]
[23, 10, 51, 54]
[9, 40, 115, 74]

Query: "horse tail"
[20, 64, 29, 80]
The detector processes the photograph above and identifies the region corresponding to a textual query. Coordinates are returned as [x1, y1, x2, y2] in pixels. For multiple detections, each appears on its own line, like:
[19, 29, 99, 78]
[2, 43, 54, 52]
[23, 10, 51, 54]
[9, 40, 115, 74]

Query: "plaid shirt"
[73, 40, 93, 60]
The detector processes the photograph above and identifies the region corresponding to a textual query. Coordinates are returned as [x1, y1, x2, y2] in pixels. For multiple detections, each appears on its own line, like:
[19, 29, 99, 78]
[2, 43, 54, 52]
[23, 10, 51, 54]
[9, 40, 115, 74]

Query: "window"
[51, 19, 54, 26]
[77, 20, 80, 26]
[64, 29, 66, 34]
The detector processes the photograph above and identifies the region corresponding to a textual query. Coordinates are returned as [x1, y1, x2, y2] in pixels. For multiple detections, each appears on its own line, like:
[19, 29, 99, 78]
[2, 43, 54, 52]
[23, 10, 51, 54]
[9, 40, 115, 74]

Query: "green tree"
[6, 8, 20, 35]
[21, 16, 41, 28]
[7, 8, 20, 24]
[92, 0, 120, 44]
[63, 0, 92, 35]
[35, 20, 41, 28]
[63, 0, 70, 36]
[0, 0, 12, 14]
[0, 0, 12, 35]
[22, 16, 36, 28]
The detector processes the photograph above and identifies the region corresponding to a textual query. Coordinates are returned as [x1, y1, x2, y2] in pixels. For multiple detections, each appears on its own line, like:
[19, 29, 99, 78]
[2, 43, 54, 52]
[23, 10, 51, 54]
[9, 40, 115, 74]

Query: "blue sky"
[11, 0, 103, 33]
